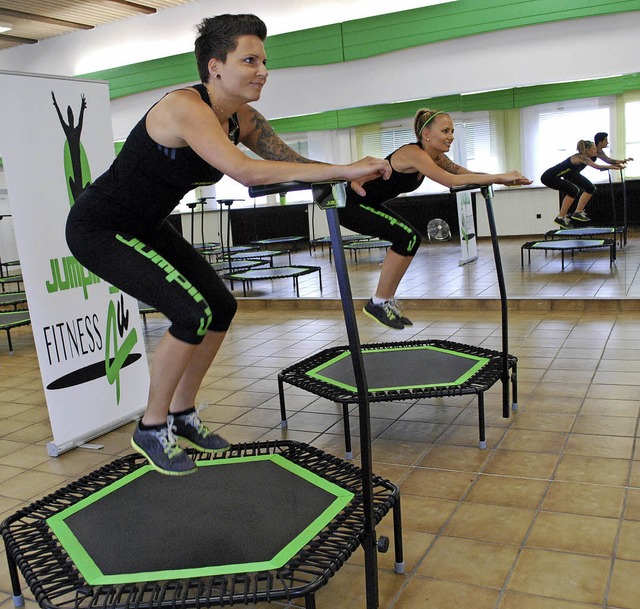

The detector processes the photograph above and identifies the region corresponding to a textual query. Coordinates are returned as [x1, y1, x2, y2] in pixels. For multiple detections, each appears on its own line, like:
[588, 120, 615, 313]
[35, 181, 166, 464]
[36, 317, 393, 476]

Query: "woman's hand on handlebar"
[498, 170, 532, 186]
[344, 157, 391, 195]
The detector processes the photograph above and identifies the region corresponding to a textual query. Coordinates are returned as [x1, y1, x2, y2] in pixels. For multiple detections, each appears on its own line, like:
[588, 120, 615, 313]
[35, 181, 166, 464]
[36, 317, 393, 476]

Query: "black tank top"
[346, 143, 425, 206]
[544, 155, 586, 178]
[79, 83, 239, 230]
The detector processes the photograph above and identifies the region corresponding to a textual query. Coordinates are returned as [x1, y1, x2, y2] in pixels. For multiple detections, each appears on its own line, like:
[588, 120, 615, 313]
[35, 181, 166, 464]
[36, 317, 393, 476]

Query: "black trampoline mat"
[306, 345, 490, 392]
[47, 454, 353, 584]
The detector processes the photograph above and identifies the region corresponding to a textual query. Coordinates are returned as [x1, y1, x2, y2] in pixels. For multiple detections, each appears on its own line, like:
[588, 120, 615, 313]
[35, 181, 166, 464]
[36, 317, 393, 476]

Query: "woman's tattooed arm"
[241, 107, 317, 163]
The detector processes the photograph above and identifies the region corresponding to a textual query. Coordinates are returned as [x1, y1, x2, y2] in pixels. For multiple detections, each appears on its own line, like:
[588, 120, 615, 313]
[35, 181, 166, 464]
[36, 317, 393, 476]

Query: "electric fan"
[427, 218, 451, 242]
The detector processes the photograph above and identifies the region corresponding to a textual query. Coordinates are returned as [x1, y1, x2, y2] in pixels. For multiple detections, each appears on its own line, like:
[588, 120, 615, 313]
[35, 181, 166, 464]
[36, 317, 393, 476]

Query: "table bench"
[521, 239, 616, 270]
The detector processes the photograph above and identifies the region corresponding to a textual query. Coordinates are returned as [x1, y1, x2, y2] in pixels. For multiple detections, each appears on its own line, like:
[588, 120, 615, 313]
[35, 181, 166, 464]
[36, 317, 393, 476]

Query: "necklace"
[206, 88, 238, 142]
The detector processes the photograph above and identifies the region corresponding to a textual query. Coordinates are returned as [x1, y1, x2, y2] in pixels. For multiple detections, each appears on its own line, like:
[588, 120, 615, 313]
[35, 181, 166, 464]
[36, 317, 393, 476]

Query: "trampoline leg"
[392, 496, 405, 574]
[277, 374, 288, 428]
[6, 328, 14, 355]
[6, 552, 24, 607]
[477, 394, 487, 450]
[304, 592, 317, 609]
[342, 402, 353, 460]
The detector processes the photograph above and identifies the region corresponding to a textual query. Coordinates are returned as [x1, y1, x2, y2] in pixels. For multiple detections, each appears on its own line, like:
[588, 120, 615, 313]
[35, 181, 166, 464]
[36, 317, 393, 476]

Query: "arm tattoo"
[245, 108, 316, 163]
[437, 155, 465, 174]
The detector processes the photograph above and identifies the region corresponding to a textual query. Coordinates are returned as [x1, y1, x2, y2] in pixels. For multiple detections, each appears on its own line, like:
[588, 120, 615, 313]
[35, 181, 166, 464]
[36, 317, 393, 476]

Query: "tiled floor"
[235, 228, 640, 301]
[2, 230, 640, 609]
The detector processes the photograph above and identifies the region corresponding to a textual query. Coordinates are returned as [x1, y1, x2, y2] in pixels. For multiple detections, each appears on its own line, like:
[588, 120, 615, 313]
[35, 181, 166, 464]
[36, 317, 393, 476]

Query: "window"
[358, 111, 500, 194]
[521, 97, 615, 185]
[624, 100, 640, 178]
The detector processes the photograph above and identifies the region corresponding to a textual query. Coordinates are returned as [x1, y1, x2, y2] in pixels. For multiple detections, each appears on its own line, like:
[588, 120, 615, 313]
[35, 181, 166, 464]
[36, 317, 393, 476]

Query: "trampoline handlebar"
[248, 181, 312, 197]
[450, 184, 483, 194]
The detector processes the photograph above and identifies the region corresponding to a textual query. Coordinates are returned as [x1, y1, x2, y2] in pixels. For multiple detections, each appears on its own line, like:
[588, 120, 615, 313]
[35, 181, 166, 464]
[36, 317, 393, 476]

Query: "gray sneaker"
[363, 299, 404, 330]
[170, 409, 230, 453]
[131, 424, 197, 475]
[388, 299, 413, 326]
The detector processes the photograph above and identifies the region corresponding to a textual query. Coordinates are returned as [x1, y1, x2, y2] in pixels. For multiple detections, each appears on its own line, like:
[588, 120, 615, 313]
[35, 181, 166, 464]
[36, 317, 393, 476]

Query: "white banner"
[456, 189, 478, 266]
[0, 71, 149, 455]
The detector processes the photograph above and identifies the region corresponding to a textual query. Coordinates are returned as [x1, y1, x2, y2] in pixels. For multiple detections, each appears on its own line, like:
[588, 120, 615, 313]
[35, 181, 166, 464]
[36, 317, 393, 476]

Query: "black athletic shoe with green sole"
[170, 410, 230, 453]
[363, 299, 404, 330]
[131, 424, 197, 476]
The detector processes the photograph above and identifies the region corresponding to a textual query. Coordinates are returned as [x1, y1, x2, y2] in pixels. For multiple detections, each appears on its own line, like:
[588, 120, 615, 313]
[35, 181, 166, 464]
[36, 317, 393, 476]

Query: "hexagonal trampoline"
[277, 339, 518, 454]
[2, 440, 402, 609]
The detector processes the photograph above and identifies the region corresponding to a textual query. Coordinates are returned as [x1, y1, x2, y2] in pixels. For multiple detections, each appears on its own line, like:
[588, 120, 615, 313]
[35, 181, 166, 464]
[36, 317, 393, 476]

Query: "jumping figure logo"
[51, 91, 92, 206]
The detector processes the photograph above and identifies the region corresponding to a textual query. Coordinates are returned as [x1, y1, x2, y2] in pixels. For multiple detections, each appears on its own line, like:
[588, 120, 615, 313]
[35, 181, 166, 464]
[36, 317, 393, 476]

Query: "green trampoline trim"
[531, 239, 606, 248]
[0, 313, 30, 328]
[46, 454, 354, 585]
[306, 345, 490, 392]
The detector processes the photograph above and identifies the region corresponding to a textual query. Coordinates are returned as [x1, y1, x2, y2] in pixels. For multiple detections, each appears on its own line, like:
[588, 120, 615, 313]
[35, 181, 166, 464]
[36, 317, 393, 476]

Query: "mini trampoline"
[544, 226, 622, 249]
[278, 339, 517, 456]
[0, 309, 31, 354]
[0, 291, 27, 309]
[229, 265, 322, 297]
[2, 440, 401, 609]
[521, 238, 616, 270]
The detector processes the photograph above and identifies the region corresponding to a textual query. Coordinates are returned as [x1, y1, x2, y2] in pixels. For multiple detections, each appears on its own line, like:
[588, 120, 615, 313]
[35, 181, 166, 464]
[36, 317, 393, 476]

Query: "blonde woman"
[341, 108, 530, 330]
[541, 139, 623, 229]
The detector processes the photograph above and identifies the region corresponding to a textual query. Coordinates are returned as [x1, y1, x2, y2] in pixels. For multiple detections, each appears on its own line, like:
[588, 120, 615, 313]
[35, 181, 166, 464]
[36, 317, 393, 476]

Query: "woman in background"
[541, 139, 623, 229]
[340, 108, 531, 330]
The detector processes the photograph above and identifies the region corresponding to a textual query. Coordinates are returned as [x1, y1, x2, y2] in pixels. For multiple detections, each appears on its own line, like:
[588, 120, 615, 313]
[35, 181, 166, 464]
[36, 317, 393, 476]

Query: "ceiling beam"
[0, 8, 93, 30]
[0, 32, 38, 44]
[104, 1, 157, 14]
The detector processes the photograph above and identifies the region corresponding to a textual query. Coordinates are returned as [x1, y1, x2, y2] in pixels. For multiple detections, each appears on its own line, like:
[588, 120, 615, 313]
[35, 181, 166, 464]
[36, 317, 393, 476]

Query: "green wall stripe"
[265, 23, 344, 69]
[78, 3, 635, 100]
[341, 1, 640, 61]
[270, 74, 640, 133]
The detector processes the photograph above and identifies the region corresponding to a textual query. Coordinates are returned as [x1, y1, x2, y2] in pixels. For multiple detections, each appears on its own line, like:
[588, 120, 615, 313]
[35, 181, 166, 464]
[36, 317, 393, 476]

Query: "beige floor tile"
[399, 468, 475, 500]
[498, 591, 600, 609]
[608, 559, 640, 609]
[371, 438, 431, 465]
[510, 411, 575, 432]
[312, 563, 405, 609]
[417, 536, 519, 588]
[399, 494, 458, 534]
[483, 449, 559, 479]
[498, 428, 568, 453]
[572, 415, 637, 437]
[554, 454, 630, 485]
[507, 548, 610, 604]
[466, 475, 549, 509]
[542, 481, 625, 518]
[616, 520, 640, 561]
[444, 502, 534, 545]
[580, 398, 639, 417]
[526, 511, 618, 556]
[564, 433, 634, 459]
[417, 444, 491, 471]
[348, 524, 433, 574]
[625, 488, 640, 520]
[0, 469, 69, 500]
[393, 577, 499, 609]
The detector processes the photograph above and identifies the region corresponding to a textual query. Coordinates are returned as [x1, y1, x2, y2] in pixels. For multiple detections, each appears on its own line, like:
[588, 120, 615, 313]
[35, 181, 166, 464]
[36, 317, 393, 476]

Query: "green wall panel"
[341, 1, 640, 61]
[79, 2, 636, 100]
[265, 24, 344, 69]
